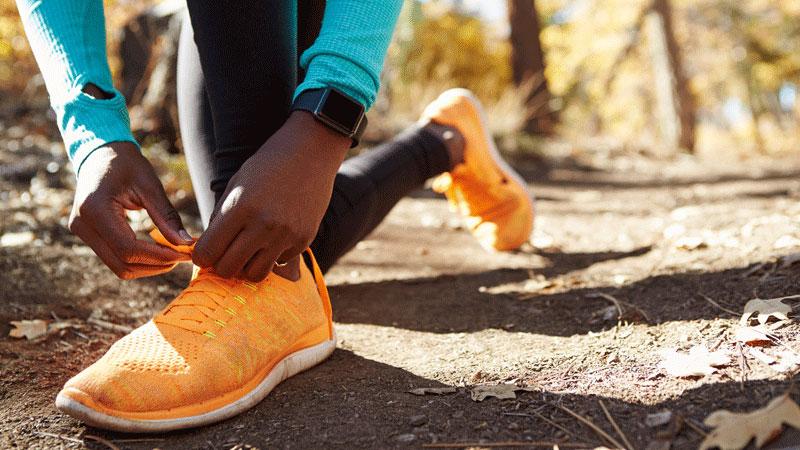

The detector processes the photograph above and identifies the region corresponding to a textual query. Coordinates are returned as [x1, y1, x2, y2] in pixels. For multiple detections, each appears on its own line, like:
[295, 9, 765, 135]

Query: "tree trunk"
[648, 0, 696, 152]
[507, 0, 555, 134]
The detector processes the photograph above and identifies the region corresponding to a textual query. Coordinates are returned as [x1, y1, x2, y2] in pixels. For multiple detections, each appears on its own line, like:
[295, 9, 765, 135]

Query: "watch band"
[291, 88, 368, 148]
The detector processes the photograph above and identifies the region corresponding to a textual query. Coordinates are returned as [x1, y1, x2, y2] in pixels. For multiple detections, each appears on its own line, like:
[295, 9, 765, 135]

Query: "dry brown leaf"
[740, 298, 792, 325]
[659, 345, 730, 377]
[9, 320, 48, 340]
[407, 387, 457, 396]
[700, 395, 800, 450]
[470, 384, 535, 402]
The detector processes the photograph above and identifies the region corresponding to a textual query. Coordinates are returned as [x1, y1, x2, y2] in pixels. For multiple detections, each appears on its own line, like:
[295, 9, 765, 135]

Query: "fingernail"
[179, 229, 193, 242]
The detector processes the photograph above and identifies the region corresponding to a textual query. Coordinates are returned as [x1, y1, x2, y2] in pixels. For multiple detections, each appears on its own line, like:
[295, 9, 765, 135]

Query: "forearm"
[295, 0, 404, 109]
[16, 0, 137, 174]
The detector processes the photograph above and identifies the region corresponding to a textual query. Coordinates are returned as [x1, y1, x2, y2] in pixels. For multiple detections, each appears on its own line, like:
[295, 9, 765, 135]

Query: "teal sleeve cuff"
[295, 53, 378, 108]
[294, 0, 404, 110]
[55, 88, 139, 175]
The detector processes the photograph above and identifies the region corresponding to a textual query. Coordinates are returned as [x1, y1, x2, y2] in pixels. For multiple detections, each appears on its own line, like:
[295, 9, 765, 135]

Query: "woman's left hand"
[192, 111, 350, 281]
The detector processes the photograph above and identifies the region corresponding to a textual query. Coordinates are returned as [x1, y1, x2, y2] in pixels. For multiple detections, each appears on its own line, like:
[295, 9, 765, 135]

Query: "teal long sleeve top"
[16, 0, 403, 173]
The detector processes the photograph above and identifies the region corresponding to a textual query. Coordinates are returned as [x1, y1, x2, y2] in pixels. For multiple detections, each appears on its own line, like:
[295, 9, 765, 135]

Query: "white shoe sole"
[55, 333, 337, 433]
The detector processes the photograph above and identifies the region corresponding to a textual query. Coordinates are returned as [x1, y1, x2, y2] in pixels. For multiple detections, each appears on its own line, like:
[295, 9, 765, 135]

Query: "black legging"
[176, 1, 451, 273]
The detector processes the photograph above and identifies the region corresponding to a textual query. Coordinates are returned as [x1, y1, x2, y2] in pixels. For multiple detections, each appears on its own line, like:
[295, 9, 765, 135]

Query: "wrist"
[288, 110, 350, 159]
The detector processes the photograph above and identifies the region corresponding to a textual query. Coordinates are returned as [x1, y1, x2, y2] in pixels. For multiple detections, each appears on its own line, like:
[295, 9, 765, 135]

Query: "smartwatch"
[291, 88, 367, 148]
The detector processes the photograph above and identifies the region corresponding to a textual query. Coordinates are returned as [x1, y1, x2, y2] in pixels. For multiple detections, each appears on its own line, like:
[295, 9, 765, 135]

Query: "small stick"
[33, 431, 83, 444]
[106, 438, 166, 443]
[554, 403, 626, 450]
[598, 399, 634, 450]
[698, 294, 739, 316]
[423, 441, 590, 448]
[84, 434, 121, 450]
[685, 418, 709, 437]
[87, 317, 133, 334]
[588, 292, 651, 322]
[530, 409, 577, 439]
[587, 293, 623, 319]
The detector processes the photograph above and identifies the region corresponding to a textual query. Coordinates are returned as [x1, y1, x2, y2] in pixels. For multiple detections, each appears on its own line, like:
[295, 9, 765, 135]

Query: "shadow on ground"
[85, 349, 798, 449]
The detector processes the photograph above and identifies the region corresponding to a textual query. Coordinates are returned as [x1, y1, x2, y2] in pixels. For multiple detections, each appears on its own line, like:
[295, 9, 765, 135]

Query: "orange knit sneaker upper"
[55, 230, 334, 431]
[421, 88, 534, 251]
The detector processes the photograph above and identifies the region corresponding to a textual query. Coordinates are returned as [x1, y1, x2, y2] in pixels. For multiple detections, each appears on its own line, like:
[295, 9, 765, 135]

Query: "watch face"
[318, 89, 364, 132]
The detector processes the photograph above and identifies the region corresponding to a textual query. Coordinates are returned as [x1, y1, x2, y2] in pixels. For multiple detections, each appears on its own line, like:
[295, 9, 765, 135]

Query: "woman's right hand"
[68, 142, 194, 279]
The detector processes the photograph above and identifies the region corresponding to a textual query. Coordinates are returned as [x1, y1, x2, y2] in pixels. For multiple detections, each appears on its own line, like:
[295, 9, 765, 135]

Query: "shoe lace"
[154, 269, 238, 335]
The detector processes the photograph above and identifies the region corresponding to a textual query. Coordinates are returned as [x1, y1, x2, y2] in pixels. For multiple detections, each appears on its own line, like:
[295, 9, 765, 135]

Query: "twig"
[737, 342, 750, 391]
[530, 409, 577, 440]
[698, 294, 739, 316]
[598, 399, 634, 450]
[87, 317, 133, 334]
[423, 441, 590, 448]
[588, 293, 623, 320]
[588, 292, 651, 322]
[106, 438, 166, 443]
[85, 434, 121, 450]
[553, 403, 626, 450]
[32, 431, 83, 444]
[684, 418, 708, 437]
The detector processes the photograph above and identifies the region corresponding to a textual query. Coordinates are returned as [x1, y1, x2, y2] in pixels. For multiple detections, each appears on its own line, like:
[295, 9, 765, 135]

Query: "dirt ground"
[3, 134, 800, 449]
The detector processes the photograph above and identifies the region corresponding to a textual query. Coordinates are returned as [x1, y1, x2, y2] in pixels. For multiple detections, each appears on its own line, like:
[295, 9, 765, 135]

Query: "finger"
[140, 183, 193, 245]
[242, 249, 276, 282]
[71, 219, 177, 279]
[193, 205, 244, 269]
[90, 204, 191, 265]
[213, 227, 270, 279]
[276, 246, 304, 266]
[70, 218, 129, 275]
[123, 263, 181, 279]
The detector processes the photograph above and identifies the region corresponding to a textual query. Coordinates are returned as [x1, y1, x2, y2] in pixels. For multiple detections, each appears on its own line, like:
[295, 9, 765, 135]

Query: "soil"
[3, 134, 800, 449]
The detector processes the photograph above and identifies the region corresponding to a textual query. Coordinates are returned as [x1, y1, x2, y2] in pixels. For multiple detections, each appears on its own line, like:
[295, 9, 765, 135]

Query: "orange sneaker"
[421, 88, 534, 251]
[55, 231, 335, 432]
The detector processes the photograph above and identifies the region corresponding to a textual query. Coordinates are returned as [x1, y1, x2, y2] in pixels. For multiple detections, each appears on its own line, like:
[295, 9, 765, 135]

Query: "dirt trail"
[3, 151, 800, 449]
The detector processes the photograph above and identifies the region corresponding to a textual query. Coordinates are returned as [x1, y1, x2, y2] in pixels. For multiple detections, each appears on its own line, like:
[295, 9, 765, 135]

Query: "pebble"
[409, 414, 427, 426]
[395, 433, 416, 443]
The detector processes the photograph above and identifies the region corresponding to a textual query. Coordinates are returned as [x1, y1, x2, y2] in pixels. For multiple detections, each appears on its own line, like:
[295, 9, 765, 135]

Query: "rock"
[1, 231, 35, 247]
[409, 415, 427, 426]
[645, 410, 673, 427]
[395, 433, 416, 443]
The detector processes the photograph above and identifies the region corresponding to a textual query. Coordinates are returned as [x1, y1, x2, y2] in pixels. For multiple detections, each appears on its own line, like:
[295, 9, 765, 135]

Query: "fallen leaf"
[407, 387, 457, 396]
[700, 395, 800, 450]
[741, 298, 792, 325]
[734, 325, 774, 346]
[9, 320, 48, 340]
[774, 235, 800, 249]
[470, 384, 535, 402]
[747, 347, 776, 365]
[659, 345, 730, 377]
[645, 410, 673, 427]
[773, 350, 800, 373]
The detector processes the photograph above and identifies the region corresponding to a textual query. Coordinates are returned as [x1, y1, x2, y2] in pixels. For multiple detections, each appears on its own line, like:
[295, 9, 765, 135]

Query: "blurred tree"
[648, 0, 697, 153]
[507, 0, 556, 134]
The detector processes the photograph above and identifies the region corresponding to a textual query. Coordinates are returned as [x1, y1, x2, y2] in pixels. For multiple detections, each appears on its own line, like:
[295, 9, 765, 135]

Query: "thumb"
[142, 186, 193, 246]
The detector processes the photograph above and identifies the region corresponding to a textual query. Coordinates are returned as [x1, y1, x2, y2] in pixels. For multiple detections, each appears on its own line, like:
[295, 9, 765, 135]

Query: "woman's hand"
[193, 111, 350, 281]
[69, 142, 193, 279]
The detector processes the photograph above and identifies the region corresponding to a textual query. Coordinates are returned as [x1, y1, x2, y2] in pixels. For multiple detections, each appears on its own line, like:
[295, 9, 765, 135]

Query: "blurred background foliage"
[2, 0, 800, 162]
